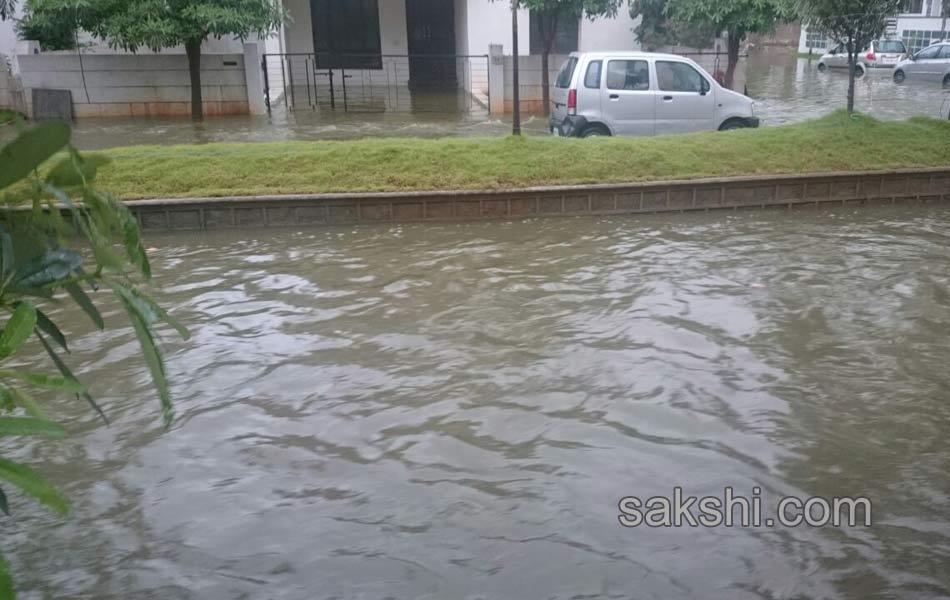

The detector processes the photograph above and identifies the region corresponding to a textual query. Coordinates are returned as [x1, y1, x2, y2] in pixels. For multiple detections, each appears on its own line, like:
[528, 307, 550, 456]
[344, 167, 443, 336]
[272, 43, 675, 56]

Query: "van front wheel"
[719, 118, 749, 131]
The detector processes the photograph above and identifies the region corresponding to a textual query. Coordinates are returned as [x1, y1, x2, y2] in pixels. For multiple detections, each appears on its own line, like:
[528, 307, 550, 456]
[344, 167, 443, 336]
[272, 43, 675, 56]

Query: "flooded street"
[60, 50, 950, 150]
[6, 204, 950, 599]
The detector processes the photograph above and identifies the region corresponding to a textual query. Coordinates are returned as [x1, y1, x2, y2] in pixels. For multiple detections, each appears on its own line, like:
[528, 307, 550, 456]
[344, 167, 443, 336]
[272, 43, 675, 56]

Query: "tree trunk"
[846, 43, 856, 113]
[511, 3, 521, 135]
[185, 38, 203, 120]
[724, 30, 741, 90]
[540, 14, 558, 116]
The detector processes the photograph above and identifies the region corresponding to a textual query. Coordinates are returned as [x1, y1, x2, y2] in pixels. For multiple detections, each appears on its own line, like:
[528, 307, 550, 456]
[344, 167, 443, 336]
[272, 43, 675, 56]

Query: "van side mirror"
[700, 79, 710, 95]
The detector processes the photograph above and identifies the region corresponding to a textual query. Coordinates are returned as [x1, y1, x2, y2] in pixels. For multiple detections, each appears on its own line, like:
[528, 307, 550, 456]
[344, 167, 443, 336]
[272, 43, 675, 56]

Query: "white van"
[549, 51, 759, 137]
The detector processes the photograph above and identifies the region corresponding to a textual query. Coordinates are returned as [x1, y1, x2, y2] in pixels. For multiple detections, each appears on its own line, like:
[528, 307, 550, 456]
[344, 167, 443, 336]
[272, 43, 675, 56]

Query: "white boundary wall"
[17, 43, 269, 118]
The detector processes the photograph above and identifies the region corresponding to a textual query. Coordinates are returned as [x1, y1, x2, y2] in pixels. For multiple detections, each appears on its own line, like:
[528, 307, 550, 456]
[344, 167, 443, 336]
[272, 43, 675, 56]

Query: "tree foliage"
[669, 0, 792, 88]
[15, 2, 79, 51]
[0, 119, 188, 598]
[22, 0, 285, 119]
[507, 0, 625, 115]
[629, 0, 716, 50]
[797, 0, 902, 111]
[0, 0, 13, 20]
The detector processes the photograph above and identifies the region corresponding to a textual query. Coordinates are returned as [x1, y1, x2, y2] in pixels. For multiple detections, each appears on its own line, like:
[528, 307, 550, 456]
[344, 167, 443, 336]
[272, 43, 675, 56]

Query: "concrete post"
[488, 44, 505, 116]
[243, 42, 267, 116]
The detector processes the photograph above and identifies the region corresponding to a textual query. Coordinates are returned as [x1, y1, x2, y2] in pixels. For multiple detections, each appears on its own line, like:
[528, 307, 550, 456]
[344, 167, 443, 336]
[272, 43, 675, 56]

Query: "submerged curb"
[126, 167, 950, 231]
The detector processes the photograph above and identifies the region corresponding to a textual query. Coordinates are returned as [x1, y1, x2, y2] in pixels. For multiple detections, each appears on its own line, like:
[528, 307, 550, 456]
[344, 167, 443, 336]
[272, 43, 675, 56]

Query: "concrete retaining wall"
[17, 47, 259, 118]
[126, 168, 950, 232]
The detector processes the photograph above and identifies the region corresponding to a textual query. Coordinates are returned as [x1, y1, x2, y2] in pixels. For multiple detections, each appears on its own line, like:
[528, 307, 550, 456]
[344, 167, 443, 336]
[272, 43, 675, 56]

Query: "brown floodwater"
[5, 204, 950, 599]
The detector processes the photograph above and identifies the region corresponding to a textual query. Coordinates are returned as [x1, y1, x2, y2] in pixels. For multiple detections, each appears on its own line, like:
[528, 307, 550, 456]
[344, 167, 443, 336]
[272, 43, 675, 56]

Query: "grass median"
[28, 111, 950, 200]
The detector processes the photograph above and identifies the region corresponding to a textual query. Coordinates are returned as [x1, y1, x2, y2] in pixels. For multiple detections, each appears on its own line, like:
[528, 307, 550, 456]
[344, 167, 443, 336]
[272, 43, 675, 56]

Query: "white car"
[817, 39, 908, 75]
[549, 51, 758, 137]
[893, 42, 950, 87]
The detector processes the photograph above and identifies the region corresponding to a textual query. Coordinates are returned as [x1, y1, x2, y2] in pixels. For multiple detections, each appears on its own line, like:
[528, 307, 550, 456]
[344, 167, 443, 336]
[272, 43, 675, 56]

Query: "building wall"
[578, 12, 641, 51]
[463, 0, 531, 56]
[17, 51, 250, 118]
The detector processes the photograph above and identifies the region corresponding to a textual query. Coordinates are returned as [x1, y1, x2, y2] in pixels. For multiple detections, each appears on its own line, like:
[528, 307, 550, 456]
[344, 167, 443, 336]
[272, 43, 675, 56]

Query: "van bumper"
[746, 116, 760, 128]
[549, 115, 588, 137]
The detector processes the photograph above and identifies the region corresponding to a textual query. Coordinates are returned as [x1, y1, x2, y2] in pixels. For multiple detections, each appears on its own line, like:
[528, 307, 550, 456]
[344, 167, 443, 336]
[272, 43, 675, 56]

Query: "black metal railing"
[262, 53, 490, 114]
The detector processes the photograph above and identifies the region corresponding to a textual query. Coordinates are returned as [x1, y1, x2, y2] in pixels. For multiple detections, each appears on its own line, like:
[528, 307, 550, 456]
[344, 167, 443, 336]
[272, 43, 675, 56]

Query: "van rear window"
[876, 40, 905, 53]
[555, 57, 578, 88]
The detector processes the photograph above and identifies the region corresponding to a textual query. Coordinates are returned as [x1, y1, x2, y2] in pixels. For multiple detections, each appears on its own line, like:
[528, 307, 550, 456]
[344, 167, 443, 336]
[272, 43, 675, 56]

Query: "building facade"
[799, 1, 948, 54]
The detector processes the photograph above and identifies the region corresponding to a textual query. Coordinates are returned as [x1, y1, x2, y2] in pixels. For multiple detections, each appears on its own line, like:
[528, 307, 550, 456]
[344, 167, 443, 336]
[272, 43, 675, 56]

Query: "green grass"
[0, 109, 20, 126]
[52, 111, 950, 200]
[797, 52, 822, 60]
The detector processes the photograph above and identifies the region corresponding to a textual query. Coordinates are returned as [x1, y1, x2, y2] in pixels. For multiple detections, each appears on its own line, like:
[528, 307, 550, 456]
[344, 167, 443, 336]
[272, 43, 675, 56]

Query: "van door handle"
[663, 95, 674, 101]
[609, 94, 620, 100]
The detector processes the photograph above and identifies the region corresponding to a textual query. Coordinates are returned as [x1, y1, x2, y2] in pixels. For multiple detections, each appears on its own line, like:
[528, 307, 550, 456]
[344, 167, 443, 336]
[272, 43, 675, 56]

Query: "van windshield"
[555, 57, 578, 88]
[876, 40, 906, 53]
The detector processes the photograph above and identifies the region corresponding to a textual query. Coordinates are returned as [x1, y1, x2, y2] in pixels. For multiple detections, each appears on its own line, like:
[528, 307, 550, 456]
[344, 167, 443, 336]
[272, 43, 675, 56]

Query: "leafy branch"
[0, 119, 188, 599]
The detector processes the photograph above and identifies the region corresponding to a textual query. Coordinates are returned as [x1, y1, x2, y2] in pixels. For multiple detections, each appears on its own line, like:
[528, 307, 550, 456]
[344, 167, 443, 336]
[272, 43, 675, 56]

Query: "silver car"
[893, 42, 950, 87]
[548, 51, 758, 137]
[817, 39, 908, 75]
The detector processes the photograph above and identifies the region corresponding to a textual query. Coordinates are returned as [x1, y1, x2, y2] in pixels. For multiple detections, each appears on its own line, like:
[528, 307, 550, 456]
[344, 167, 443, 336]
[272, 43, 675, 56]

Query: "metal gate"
[262, 53, 490, 114]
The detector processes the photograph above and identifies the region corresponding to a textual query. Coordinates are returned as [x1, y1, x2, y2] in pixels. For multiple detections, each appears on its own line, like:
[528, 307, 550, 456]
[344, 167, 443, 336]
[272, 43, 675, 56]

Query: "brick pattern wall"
[129, 169, 950, 232]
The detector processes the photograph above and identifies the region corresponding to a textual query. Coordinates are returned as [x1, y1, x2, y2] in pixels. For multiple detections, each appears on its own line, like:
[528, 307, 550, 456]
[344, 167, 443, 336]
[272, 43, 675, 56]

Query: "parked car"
[893, 42, 950, 86]
[817, 39, 908, 75]
[549, 51, 758, 137]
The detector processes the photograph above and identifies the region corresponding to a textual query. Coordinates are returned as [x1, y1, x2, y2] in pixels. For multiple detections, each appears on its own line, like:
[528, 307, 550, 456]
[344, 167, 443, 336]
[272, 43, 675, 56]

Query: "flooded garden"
[60, 50, 950, 150]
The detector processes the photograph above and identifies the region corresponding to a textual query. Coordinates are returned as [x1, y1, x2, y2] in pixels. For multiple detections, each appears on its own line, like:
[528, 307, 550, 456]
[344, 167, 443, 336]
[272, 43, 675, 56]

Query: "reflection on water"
[57, 50, 950, 150]
[6, 205, 950, 599]
[745, 49, 950, 125]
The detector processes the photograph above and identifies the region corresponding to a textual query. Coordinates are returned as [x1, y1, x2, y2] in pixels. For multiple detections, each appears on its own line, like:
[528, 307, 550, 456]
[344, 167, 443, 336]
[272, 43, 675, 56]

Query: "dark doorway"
[311, 0, 382, 69]
[405, 0, 457, 89]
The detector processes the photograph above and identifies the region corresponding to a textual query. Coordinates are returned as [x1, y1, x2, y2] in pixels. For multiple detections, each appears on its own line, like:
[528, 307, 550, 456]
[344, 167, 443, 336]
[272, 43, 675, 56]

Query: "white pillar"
[489, 43, 505, 115]
[243, 42, 267, 116]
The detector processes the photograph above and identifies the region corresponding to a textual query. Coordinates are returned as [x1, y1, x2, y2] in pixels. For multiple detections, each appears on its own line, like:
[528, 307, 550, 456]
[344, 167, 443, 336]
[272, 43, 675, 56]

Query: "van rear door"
[552, 56, 579, 123]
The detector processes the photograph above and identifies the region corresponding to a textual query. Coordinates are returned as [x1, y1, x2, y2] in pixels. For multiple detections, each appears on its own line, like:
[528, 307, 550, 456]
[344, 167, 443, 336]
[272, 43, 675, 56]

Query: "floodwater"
[57, 50, 950, 149]
[6, 204, 950, 599]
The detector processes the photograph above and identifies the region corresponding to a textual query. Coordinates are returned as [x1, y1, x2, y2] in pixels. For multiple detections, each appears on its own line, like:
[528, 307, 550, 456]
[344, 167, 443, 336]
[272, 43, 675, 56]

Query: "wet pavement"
[35, 50, 950, 149]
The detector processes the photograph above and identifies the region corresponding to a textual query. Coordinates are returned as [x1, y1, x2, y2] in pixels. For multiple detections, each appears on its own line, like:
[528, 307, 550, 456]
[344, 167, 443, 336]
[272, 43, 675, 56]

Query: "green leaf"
[65, 282, 104, 330]
[44, 153, 111, 187]
[35, 331, 107, 425]
[11, 249, 83, 290]
[0, 369, 84, 393]
[111, 282, 189, 341]
[7, 387, 48, 420]
[0, 487, 8, 516]
[0, 386, 12, 412]
[0, 416, 65, 438]
[0, 121, 71, 191]
[0, 224, 13, 284]
[0, 303, 36, 360]
[0, 547, 13, 600]
[117, 292, 173, 426]
[34, 309, 68, 352]
[0, 456, 69, 516]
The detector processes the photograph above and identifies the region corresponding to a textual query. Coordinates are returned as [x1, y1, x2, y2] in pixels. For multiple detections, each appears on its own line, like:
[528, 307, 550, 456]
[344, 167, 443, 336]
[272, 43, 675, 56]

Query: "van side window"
[606, 60, 650, 91]
[584, 60, 602, 88]
[656, 61, 705, 93]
